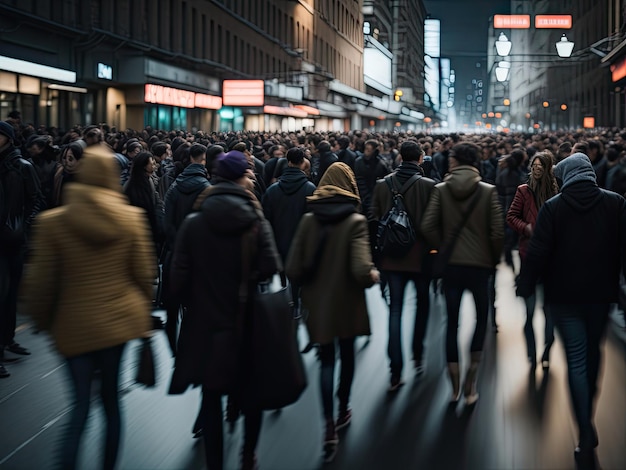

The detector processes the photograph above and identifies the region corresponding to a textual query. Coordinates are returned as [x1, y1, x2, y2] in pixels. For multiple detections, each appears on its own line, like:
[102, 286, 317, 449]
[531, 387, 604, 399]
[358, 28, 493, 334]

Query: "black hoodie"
[262, 167, 316, 262]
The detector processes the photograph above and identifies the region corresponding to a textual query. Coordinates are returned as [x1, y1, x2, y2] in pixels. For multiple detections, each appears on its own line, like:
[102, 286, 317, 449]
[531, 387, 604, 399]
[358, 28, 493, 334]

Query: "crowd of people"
[2, 114, 626, 470]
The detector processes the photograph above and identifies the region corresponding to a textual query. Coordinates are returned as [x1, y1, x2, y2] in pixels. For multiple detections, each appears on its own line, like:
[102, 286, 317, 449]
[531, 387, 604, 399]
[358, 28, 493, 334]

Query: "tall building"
[1, 0, 427, 132]
[506, 0, 626, 130]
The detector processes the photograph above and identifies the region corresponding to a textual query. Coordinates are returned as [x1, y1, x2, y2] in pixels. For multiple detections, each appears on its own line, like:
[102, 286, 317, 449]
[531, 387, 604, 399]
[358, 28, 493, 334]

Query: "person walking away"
[507, 151, 558, 370]
[286, 162, 379, 463]
[421, 142, 504, 405]
[169, 150, 282, 470]
[371, 140, 435, 388]
[20, 145, 155, 469]
[0, 121, 44, 377]
[262, 147, 316, 317]
[516, 153, 626, 470]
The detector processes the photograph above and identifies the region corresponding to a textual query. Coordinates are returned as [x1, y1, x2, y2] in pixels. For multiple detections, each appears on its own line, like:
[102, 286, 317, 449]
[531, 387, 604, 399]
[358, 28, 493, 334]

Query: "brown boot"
[464, 352, 481, 405]
[447, 362, 460, 403]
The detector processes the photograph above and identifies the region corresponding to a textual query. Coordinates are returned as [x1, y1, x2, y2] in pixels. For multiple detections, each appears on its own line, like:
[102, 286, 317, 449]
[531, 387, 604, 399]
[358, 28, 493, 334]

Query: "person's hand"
[524, 223, 533, 237]
[370, 268, 381, 284]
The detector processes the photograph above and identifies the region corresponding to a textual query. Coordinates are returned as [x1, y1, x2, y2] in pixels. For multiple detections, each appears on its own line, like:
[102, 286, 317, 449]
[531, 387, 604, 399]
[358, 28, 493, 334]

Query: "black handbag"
[246, 283, 307, 410]
[136, 337, 156, 387]
[239, 225, 307, 411]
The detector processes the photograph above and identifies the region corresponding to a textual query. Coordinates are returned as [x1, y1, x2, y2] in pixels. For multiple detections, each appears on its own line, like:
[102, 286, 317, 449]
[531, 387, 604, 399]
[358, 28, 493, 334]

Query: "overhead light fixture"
[495, 61, 511, 82]
[495, 32, 512, 57]
[47, 84, 88, 93]
[556, 34, 575, 58]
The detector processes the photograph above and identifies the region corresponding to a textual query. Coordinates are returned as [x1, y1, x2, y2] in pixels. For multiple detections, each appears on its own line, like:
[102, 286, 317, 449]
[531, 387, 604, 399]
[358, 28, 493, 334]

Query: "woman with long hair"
[507, 150, 558, 369]
[124, 151, 164, 253]
[53, 141, 84, 206]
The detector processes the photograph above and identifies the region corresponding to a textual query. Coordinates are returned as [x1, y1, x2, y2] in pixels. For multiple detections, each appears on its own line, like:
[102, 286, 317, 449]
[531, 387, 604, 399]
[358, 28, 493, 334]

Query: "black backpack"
[376, 173, 421, 258]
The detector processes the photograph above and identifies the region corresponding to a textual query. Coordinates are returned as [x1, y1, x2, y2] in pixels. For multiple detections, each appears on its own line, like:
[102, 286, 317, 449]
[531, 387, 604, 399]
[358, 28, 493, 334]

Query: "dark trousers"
[551, 303, 609, 450]
[386, 270, 431, 377]
[318, 337, 356, 418]
[200, 387, 263, 470]
[58, 343, 126, 470]
[443, 266, 491, 362]
[0, 252, 23, 347]
[523, 284, 555, 362]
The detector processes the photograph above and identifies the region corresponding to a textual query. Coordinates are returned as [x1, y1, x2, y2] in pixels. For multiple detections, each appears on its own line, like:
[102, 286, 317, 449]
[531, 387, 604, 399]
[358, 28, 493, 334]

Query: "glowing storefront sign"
[145, 84, 195, 107]
[222, 80, 265, 106]
[195, 93, 222, 109]
[535, 15, 572, 29]
[494, 15, 531, 29]
[295, 104, 320, 115]
[97, 63, 113, 80]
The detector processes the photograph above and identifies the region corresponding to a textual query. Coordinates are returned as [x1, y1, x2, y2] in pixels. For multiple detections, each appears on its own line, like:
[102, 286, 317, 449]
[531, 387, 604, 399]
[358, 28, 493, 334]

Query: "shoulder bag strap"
[439, 185, 483, 253]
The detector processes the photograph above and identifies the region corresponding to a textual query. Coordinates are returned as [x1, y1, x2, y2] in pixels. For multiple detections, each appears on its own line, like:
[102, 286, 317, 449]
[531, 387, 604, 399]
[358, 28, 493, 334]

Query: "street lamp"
[495, 61, 511, 82]
[495, 32, 512, 57]
[556, 34, 575, 58]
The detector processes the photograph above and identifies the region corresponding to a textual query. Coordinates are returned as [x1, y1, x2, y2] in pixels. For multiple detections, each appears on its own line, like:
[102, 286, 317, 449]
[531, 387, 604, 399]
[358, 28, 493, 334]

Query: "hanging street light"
[495, 32, 512, 57]
[495, 61, 511, 82]
[556, 34, 575, 58]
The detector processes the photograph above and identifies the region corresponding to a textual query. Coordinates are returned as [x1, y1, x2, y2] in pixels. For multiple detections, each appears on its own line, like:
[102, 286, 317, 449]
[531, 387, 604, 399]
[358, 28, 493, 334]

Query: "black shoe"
[0, 364, 9, 378]
[574, 447, 597, 470]
[301, 342, 315, 354]
[6, 342, 30, 355]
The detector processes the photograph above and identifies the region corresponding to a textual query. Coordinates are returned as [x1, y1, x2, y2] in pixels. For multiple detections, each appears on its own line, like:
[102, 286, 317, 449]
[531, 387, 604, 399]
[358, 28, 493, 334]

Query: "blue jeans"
[59, 343, 126, 470]
[318, 337, 355, 418]
[386, 271, 430, 377]
[443, 266, 491, 363]
[550, 303, 609, 450]
[523, 284, 554, 362]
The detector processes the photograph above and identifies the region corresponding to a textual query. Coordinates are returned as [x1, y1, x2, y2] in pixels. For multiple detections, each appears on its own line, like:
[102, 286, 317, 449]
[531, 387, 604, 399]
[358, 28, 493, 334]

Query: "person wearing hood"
[168, 150, 281, 470]
[286, 162, 380, 464]
[0, 120, 44, 378]
[516, 153, 626, 470]
[19, 145, 155, 469]
[162, 143, 211, 356]
[421, 142, 504, 406]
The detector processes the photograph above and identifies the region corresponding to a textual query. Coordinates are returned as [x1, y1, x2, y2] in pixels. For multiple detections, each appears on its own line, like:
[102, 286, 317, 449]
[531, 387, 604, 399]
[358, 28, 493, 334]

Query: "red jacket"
[506, 184, 537, 261]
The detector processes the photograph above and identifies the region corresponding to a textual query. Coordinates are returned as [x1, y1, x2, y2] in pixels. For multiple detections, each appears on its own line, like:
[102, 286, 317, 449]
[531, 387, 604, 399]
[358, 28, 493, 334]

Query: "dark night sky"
[422, 0, 511, 117]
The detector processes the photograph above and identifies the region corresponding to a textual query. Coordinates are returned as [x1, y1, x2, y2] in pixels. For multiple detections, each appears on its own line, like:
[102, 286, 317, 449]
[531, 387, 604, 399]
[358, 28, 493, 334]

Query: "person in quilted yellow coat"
[20, 144, 155, 470]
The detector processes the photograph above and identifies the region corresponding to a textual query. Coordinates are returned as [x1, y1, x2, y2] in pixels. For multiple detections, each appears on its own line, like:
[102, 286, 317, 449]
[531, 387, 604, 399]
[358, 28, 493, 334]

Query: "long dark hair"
[528, 151, 558, 209]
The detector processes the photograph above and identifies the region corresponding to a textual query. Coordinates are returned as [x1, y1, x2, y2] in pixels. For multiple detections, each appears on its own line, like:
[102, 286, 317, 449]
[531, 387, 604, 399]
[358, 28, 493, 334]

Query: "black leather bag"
[136, 337, 156, 387]
[244, 283, 307, 410]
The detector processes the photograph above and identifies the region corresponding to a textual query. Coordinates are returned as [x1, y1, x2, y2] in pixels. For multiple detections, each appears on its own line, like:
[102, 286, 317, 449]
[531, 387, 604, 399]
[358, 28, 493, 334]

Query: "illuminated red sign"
[583, 116, 595, 128]
[195, 93, 222, 109]
[222, 80, 264, 106]
[535, 15, 572, 29]
[494, 15, 531, 29]
[611, 56, 626, 82]
[295, 104, 320, 116]
[144, 84, 195, 108]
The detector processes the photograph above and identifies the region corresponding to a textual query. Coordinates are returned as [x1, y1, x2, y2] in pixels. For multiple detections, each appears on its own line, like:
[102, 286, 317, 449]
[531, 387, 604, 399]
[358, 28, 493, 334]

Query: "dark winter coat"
[371, 163, 436, 272]
[163, 163, 210, 249]
[286, 198, 375, 345]
[516, 180, 626, 304]
[311, 150, 339, 186]
[354, 155, 391, 220]
[0, 144, 44, 252]
[168, 182, 281, 394]
[421, 165, 504, 270]
[262, 167, 316, 263]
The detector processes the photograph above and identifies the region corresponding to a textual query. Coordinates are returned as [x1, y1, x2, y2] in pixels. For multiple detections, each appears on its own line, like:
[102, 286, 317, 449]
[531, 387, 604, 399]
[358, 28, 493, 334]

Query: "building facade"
[2, 0, 428, 132]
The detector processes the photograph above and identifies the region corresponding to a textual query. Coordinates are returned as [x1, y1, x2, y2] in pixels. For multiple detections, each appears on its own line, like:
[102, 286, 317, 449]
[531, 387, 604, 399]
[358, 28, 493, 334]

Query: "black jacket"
[517, 181, 626, 304]
[262, 167, 316, 262]
[354, 155, 391, 220]
[0, 145, 44, 251]
[312, 151, 339, 186]
[337, 147, 357, 170]
[169, 182, 281, 393]
[164, 163, 210, 248]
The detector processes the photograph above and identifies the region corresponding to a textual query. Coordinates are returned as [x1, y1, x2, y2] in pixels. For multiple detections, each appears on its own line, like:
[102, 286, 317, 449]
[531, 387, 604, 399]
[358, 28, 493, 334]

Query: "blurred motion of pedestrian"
[20, 145, 156, 469]
[286, 162, 379, 464]
[517, 153, 626, 469]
